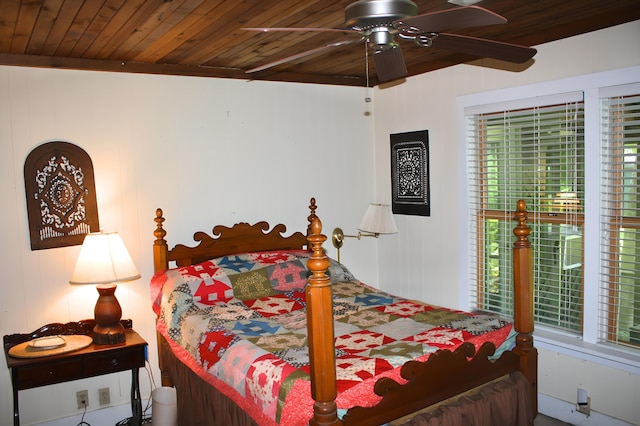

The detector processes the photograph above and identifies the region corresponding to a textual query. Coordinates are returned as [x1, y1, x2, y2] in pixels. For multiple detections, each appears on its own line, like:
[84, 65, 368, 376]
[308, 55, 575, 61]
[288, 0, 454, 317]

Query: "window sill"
[534, 328, 640, 374]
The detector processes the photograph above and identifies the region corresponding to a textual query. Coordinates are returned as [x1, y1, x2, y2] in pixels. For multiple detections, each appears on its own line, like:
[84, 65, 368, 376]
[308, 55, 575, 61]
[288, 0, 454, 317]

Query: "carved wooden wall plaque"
[24, 141, 100, 250]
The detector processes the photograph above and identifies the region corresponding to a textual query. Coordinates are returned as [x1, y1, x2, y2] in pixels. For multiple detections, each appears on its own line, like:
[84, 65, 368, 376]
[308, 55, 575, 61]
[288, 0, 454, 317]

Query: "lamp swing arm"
[353, 230, 380, 238]
[332, 227, 379, 248]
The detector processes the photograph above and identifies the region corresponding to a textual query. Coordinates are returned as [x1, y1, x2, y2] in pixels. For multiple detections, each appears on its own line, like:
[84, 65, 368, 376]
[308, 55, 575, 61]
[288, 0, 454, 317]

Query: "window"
[600, 87, 640, 348]
[466, 95, 585, 334]
[461, 72, 640, 355]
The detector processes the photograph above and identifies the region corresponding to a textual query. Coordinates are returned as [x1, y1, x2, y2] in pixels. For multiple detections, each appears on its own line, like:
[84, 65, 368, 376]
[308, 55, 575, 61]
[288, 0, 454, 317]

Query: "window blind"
[467, 97, 585, 333]
[600, 90, 640, 348]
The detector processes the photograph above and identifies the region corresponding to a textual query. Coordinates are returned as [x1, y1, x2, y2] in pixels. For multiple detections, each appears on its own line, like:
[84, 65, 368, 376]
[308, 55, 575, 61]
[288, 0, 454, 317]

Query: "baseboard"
[33, 394, 631, 426]
[539, 394, 632, 425]
[33, 400, 150, 426]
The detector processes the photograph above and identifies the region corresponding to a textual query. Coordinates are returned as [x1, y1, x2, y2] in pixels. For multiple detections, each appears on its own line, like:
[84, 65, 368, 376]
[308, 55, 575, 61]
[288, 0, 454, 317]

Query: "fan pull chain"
[364, 40, 371, 104]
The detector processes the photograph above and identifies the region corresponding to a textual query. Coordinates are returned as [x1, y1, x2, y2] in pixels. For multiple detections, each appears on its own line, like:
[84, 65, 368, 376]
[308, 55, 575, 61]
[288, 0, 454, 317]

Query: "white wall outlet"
[76, 390, 88, 409]
[98, 387, 111, 405]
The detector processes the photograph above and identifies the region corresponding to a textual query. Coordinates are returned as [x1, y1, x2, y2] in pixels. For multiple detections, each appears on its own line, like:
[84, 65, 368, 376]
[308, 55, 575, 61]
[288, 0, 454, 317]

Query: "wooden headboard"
[153, 198, 318, 272]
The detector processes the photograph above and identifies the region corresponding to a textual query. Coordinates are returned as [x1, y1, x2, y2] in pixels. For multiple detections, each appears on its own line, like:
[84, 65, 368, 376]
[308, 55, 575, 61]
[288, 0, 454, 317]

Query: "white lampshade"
[358, 204, 398, 235]
[70, 232, 140, 285]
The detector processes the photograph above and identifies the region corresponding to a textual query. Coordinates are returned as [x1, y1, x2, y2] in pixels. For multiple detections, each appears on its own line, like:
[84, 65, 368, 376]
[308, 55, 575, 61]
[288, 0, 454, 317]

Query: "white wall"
[0, 69, 375, 425]
[373, 21, 640, 425]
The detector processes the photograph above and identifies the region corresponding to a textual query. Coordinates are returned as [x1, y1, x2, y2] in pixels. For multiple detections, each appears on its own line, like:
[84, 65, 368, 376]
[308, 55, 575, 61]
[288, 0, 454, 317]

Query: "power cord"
[143, 360, 157, 415]
[115, 360, 157, 426]
[114, 415, 152, 426]
[75, 400, 91, 426]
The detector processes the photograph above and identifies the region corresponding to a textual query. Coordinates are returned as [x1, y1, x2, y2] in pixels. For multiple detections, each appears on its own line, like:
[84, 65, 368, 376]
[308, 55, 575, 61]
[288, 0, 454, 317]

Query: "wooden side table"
[3, 319, 147, 426]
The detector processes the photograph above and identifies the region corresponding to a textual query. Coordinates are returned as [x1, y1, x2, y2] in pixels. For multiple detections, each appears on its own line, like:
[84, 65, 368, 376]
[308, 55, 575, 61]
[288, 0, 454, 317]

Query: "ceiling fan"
[242, 0, 537, 83]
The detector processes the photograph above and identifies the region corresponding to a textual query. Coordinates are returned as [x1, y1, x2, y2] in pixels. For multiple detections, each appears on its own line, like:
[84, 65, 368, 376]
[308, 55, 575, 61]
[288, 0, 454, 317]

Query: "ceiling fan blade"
[397, 6, 506, 33]
[373, 46, 408, 82]
[246, 39, 358, 73]
[433, 33, 536, 63]
[242, 27, 354, 34]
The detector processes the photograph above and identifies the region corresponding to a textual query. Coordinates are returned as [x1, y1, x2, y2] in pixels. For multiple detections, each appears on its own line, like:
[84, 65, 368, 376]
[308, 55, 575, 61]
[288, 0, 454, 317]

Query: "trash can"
[151, 386, 177, 426]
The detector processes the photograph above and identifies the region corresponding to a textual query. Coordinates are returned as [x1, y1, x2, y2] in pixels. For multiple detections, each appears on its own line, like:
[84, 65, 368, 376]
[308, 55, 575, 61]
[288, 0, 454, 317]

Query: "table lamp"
[70, 231, 140, 345]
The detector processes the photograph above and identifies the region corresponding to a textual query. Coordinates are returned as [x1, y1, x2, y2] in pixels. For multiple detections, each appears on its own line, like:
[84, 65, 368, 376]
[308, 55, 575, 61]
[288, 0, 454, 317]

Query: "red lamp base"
[93, 284, 125, 345]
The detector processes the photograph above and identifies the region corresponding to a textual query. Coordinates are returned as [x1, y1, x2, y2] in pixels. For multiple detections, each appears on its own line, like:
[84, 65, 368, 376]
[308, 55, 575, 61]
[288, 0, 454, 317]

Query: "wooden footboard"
[340, 343, 521, 425]
[304, 200, 537, 425]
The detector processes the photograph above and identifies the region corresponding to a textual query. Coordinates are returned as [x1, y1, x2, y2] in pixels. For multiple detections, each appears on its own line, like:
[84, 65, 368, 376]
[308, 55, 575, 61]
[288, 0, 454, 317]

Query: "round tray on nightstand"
[8, 335, 93, 358]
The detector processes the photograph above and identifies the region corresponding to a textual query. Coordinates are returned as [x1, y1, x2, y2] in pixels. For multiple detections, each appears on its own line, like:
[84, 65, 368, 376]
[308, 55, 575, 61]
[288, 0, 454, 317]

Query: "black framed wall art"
[24, 141, 100, 250]
[390, 130, 430, 216]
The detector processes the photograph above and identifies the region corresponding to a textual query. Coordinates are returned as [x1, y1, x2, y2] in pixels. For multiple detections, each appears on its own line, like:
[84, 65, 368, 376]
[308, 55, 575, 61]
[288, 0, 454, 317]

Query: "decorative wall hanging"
[390, 130, 430, 216]
[24, 141, 100, 250]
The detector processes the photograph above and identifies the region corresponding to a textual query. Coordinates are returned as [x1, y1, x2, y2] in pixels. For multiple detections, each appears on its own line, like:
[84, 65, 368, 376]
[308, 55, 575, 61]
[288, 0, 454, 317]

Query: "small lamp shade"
[70, 232, 140, 345]
[70, 232, 140, 285]
[358, 204, 398, 235]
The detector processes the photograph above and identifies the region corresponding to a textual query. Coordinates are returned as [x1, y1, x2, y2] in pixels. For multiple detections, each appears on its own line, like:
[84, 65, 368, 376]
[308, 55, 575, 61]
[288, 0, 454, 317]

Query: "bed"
[150, 198, 537, 426]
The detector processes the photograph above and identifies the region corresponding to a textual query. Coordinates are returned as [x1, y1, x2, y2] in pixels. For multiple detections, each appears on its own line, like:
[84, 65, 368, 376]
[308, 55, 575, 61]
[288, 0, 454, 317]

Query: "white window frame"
[456, 66, 640, 374]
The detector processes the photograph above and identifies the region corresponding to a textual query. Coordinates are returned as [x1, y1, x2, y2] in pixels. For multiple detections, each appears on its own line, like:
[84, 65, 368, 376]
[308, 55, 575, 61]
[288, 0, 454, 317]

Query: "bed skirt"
[160, 334, 258, 426]
[396, 372, 534, 426]
[161, 334, 533, 426]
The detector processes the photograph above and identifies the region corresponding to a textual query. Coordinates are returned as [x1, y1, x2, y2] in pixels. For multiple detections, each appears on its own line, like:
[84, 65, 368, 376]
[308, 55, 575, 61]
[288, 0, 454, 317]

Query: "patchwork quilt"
[150, 250, 514, 426]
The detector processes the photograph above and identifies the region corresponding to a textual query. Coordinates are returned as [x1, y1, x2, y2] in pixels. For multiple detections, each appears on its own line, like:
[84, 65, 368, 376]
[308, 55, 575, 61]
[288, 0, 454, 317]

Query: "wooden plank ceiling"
[0, 0, 638, 87]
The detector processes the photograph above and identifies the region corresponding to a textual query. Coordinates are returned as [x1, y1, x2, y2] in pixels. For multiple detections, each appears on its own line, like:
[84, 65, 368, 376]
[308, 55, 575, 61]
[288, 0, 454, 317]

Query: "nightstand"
[3, 319, 147, 426]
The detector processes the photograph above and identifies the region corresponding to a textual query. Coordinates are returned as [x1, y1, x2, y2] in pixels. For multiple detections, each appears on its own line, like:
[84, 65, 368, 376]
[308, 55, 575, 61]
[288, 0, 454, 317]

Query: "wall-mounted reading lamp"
[332, 203, 398, 263]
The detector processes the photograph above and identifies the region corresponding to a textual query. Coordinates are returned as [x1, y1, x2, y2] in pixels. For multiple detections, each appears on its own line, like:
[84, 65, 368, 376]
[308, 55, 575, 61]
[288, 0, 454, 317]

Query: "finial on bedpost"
[154, 209, 166, 244]
[307, 197, 318, 250]
[513, 199, 531, 248]
[512, 199, 538, 415]
[154, 208, 169, 272]
[306, 216, 340, 426]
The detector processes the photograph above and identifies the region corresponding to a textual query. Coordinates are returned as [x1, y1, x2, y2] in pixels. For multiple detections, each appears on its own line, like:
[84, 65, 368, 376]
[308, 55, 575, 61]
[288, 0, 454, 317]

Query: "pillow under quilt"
[150, 249, 355, 310]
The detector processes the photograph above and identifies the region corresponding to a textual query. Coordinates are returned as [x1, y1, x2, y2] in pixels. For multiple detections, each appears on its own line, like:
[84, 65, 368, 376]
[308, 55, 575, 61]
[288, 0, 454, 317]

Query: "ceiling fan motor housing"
[345, 0, 418, 28]
[345, 0, 418, 51]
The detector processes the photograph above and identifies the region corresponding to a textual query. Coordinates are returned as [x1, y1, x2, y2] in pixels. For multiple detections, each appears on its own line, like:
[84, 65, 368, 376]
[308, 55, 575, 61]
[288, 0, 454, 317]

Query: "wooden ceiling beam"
[0, 51, 366, 86]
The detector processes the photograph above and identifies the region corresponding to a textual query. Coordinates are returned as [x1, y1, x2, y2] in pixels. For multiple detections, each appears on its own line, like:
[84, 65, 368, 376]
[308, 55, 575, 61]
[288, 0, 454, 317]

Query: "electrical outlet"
[76, 390, 89, 409]
[98, 387, 110, 405]
[577, 396, 591, 416]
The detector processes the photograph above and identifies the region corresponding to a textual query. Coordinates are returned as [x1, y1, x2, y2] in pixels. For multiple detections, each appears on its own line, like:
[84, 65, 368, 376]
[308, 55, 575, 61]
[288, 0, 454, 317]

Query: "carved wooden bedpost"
[513, 200, 538, 415]
[153, 208, 173, 386]
[306, 217, 341, 426]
